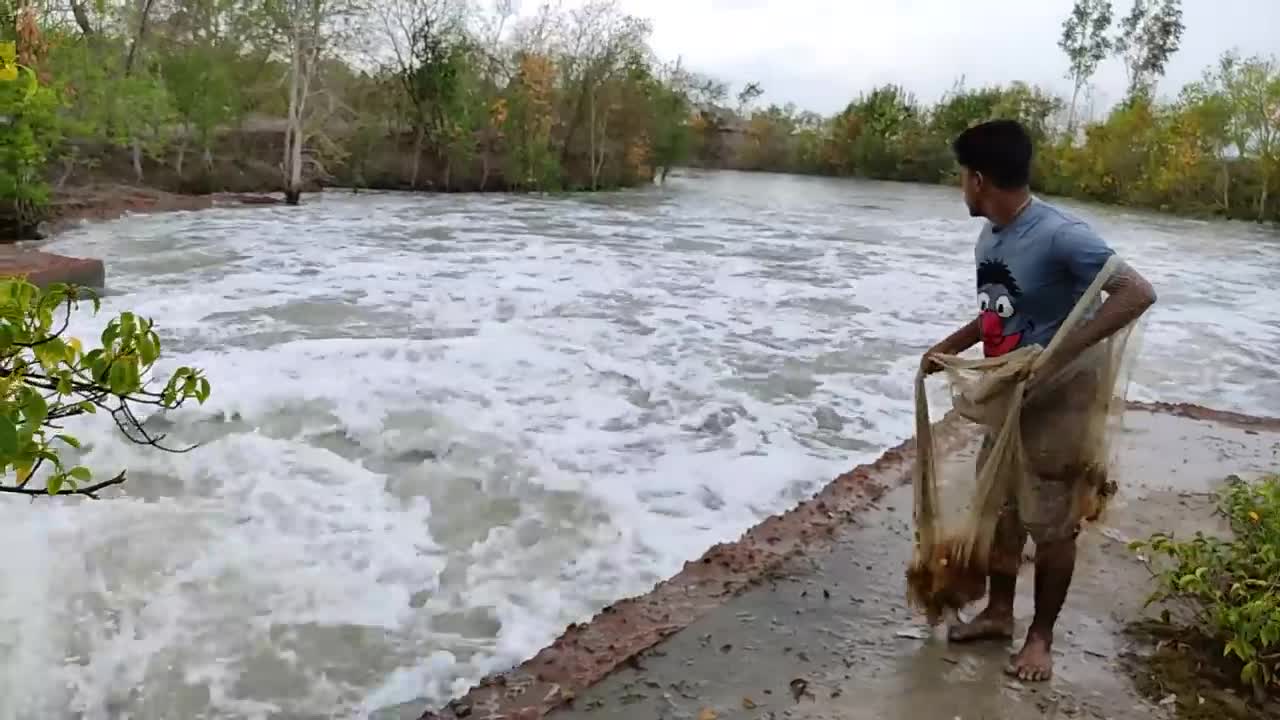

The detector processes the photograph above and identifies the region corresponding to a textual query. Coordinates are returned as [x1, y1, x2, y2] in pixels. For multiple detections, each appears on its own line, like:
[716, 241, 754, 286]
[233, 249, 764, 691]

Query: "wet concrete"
[546, 411, 1277, 720]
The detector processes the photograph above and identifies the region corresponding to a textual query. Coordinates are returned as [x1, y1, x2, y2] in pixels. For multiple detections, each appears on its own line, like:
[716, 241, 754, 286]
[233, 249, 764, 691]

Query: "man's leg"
[1006, 532, 1077, 681]
[947, 507, 1026, 642]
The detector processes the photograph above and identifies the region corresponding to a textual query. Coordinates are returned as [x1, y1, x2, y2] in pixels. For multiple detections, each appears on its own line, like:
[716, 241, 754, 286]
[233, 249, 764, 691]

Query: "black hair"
[977, 259, 1021, 297]
[952, 119, 1033, 190]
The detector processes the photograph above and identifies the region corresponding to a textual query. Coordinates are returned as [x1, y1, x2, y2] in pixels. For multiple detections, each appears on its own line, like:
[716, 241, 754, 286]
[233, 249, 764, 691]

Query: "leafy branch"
[0, 279, 211, 499]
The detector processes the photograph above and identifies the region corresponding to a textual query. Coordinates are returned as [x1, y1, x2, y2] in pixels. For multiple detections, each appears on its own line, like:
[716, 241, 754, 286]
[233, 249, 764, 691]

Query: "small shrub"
[1131, 474, 1280, 697]
[1, 278, 210, 497]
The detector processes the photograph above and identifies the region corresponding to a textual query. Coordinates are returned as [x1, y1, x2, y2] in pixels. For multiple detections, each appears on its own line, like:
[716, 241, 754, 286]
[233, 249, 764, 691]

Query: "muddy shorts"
[978, 363, 1110, 568]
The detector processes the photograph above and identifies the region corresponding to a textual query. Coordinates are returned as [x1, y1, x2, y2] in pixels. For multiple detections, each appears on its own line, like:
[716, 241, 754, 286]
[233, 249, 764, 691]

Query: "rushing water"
[3, 171, 1278, 719]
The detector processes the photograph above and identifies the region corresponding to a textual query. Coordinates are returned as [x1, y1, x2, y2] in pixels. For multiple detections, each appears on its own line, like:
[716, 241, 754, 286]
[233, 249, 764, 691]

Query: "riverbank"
[414, 403, 1280, 720]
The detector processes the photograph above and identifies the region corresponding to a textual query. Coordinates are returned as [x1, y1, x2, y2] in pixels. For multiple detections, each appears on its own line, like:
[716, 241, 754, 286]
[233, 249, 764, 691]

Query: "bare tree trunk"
[124, 0, 156, 75]
[175, 142, 186, 178]
[480, 150, 490, 191]
[589, 94, 596, 190]
[1221, 163, 1230, 214]
[590, 98, 609, 189]
[410, 126, 424, 189]
[132, 140, 145, 183]
[69, 0, 94, 36]
[1260, 172, 1270, 223]
[122, 0, 156, 188]
[57, 155, 77, 189]
[284, 37, 304, 205]
[1067, 81, 1081, 138]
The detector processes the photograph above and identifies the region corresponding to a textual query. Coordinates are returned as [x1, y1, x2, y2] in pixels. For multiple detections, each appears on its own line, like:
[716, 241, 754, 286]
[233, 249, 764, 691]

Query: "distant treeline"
[2, 0, 1277, 234]
[2, 0, 717, 236]
[689, 0, 1279, 223]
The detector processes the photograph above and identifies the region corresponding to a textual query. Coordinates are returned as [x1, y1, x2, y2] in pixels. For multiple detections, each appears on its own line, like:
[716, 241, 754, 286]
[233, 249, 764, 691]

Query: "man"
[920, 119, 1157, 682]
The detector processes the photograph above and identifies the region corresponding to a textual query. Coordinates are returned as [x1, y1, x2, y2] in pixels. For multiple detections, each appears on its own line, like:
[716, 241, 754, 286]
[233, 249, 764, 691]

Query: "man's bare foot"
[1005, 632, 1053, 682]
[947, 606, 1014, 643]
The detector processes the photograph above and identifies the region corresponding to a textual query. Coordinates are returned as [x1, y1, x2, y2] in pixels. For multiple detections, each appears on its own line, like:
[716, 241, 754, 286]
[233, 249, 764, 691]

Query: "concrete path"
[549, 411, 1278, 720]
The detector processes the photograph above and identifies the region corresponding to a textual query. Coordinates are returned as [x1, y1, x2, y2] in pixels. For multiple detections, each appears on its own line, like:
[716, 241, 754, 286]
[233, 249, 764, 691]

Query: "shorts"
[978, 362, 1112, 570]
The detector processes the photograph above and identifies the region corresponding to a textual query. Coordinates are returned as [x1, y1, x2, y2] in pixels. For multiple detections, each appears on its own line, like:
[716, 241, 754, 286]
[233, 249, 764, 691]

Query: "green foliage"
[159, 43, 245, 155]
[45, 40, 175, 153]
[1130, 475, 1280, 695]
[0, 45, 62, 209]
[644, 65, 694, 175]
[0, 279, 211, 498]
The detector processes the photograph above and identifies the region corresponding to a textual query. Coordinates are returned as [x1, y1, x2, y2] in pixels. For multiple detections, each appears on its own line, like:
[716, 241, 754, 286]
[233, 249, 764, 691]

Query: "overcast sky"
[523, 0, 1279, 116]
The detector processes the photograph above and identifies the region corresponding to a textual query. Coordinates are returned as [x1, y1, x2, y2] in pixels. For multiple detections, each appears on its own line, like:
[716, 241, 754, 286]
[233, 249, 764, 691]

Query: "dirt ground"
[415, 408, 1279, 720]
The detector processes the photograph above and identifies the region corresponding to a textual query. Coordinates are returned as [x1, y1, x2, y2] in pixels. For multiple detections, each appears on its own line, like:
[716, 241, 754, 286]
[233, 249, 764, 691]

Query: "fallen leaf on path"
[1100, 527, 1130, 544]
[742, 697, 758, 709]
[698, 709, 718, 720]
[789, 678, 811, 702]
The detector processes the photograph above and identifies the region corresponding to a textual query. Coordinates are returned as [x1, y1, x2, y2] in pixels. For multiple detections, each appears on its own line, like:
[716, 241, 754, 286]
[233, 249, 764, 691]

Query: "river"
[3, 170, 1278, 719]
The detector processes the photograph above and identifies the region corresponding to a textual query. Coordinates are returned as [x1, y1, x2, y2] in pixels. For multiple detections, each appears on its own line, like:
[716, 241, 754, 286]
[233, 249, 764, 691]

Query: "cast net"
[907, 255, 1145, 624]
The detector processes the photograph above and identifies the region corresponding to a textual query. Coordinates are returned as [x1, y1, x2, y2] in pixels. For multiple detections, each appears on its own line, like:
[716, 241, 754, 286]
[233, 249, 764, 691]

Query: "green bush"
[0, 278, 210, 498]
[1131, 474, 1280, 696]
[1, 41, 62, 232]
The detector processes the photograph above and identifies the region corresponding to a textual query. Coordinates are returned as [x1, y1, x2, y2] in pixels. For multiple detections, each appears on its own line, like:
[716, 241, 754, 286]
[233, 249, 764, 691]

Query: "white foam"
[2, 176, 1274, 718]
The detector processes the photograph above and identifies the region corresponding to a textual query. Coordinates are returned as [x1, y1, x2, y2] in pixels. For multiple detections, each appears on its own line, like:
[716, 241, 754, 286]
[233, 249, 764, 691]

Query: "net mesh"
[907, 255, 1144, 624]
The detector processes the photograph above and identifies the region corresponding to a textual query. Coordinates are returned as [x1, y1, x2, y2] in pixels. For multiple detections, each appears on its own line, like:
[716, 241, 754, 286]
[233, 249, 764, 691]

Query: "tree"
[375, 0, 472, 188]
[0, 280, 211, 498]
[1114, 0, 1184, 99]
[1, 33, 62, 239]
[646, 59, 694, 182]
[1059, 0, 1113, 134]
[266, 0, 364, 204]
[1210, 53, 1280, 221]
[551, 0, 652, 190]
[735, 80, 762, 115]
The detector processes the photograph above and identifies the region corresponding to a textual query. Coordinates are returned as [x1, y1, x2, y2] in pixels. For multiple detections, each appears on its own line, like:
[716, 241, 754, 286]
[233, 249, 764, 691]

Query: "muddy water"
[3, 171, 1278, 719]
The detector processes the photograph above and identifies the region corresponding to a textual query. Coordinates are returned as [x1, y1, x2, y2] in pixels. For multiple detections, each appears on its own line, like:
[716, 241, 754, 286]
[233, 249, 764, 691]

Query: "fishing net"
[907, 255, 1144, 624]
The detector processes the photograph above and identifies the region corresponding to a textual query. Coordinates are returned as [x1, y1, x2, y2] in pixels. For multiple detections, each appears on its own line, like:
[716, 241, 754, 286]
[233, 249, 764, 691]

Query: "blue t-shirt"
[974, 197, 1115, 357]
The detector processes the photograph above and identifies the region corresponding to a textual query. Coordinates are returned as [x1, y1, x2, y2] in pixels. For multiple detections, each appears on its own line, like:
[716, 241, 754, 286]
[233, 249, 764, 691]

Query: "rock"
[0, 249, 106, 289]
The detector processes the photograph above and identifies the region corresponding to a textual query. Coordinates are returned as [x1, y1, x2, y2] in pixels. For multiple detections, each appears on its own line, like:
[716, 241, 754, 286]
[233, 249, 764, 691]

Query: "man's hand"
[920, 351, 944, 376]
[922, 318, 983, 376]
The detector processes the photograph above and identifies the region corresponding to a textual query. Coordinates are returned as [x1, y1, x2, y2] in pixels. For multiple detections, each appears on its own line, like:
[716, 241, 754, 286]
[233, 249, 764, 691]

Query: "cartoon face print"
[976, 258, 1033, 357]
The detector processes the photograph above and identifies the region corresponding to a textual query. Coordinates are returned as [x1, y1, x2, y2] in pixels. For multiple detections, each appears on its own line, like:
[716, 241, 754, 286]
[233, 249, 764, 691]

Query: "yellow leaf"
[1248, 511, 1260, 524]
[742, 697, 758, 709]
[698, 710, 718, 720]
[0, 41, 17, 82]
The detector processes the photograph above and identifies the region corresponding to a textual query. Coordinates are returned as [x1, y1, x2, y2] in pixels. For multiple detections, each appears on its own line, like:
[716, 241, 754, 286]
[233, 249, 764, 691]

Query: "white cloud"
[524, 0, 1280, 115]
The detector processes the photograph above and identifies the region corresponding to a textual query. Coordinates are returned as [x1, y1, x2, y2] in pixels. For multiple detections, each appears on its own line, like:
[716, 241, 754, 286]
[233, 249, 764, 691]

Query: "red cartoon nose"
[981, 310, 1003, 339]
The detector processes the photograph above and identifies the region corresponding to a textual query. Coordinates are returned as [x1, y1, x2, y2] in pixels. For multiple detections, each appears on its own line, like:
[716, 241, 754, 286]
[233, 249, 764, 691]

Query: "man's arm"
[1038, 220, 1157, 378]
[1048, 261, 1156, 362]
[921, 317, 981, 374]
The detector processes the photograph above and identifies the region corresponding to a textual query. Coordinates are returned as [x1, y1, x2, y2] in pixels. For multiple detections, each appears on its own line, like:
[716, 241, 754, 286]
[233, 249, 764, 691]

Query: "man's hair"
[952, 120, 1033, 190]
